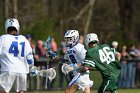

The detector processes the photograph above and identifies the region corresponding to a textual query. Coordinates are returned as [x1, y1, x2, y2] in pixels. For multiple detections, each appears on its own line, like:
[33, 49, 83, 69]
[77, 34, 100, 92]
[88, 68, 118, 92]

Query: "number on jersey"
[69, 54, 77, 64]
[99, 47, 115, 64]
[9, 41, 25, 57]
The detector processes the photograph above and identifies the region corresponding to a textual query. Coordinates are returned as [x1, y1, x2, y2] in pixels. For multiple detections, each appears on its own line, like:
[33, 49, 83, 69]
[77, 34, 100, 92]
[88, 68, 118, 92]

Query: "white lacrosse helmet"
[85, 33, 99, 47]
[64, 30, 79, 47]
[5, 18, 20, 33]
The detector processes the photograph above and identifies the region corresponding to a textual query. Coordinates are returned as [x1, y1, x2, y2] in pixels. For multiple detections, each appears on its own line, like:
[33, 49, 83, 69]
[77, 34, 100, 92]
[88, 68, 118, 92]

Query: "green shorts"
[98, 77, 119, 93]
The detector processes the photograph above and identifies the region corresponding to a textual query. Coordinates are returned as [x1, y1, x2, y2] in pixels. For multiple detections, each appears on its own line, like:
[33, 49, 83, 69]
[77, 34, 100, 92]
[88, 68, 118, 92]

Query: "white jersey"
[64, 43, 86, 64]
[64, 43, 93, 89]
[0, 34, 32, 73]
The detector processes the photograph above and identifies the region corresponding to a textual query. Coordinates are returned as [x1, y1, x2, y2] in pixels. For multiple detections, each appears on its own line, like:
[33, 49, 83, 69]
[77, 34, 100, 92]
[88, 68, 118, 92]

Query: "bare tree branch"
[84, 0, 96, 36]
[66, 2, 90, 23]
[75, 4, 89, 21]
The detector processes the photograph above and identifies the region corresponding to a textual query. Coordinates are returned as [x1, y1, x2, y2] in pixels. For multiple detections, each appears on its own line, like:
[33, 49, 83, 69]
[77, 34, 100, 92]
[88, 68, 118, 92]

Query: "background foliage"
[0, 0, 140, 45]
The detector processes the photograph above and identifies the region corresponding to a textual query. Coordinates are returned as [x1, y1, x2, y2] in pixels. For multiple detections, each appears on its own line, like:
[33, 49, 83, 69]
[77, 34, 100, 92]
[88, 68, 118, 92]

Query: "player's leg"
[15, 73, 27, 93]
[98, 79, 110, 93]
[81, 74, 93, 93]
[83, 87, 90, 93]
[18, 90, 24, 93]
[108, 79, 119, 93]
[110, 89, 117, 93]
[0, 72, 16, 93]
[0, 90, 5, 93]
[0, 79, 5, 93]
[101, 77, 119, 93]
[65, 84, 78, 93]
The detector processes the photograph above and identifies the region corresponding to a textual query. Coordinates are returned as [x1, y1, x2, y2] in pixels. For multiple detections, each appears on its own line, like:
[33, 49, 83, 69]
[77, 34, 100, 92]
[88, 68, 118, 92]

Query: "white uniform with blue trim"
[0, 34, 32, 73]
[0, 34, 33, 92]
[64, 43, 93, 91]
[65, 43, 86, 65]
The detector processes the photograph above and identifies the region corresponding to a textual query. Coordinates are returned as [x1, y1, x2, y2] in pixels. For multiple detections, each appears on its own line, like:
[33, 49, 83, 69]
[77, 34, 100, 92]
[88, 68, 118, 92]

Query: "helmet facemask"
[65, 36, 75, 47]
[64, 30, 79, 47]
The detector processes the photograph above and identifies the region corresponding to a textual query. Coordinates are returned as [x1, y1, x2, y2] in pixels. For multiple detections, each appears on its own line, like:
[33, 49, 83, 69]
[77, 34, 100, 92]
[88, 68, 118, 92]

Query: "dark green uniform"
[83, 44, 121, 93]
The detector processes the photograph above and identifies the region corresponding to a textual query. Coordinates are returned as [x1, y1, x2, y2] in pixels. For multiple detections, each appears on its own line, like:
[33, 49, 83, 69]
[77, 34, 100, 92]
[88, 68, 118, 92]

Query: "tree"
[13, 0, 18, 18]
[5, 0, 9, 18]
[84, 0, 96, 36]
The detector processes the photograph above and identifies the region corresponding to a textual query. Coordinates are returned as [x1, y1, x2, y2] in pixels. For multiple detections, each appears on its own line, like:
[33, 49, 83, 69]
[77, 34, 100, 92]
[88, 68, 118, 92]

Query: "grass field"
[9, 66, 139, 93]
[24, 89, 140, 93]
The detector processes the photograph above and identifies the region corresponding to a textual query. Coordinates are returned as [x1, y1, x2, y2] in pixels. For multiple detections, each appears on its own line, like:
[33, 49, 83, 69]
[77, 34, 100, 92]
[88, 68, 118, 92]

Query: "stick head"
[61, 63, 74, 74]
[39, 68, 56, 80]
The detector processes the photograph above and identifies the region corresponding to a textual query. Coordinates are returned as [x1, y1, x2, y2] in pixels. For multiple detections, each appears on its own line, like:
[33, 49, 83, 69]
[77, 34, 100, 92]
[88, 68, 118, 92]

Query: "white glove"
[61, 63, 77, 74]
[27, 54, 34, 65]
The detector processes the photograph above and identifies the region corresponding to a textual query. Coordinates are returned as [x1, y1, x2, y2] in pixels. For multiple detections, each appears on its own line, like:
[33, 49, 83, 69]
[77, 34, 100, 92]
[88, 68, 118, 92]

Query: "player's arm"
[82, 50, 95, 71]
[82, 61, 95, 71]
[25, 39, 39, 76]
[0, 36, 4, 56]
[62, 51, 82, 74]
[0, 39, 2, 55]
[111, 47, 121, 61]
[116, 52, 121, 61]
[27, 53, 34, 67]
[64, 53, 69, 63]
[76, 44, 87, 67]
[25, 39, 34, 66]
[77, 44, 86, 60]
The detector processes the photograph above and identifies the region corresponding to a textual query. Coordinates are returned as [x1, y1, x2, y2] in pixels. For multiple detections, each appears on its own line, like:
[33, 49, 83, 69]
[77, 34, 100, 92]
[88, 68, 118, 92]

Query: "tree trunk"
[117, 0, 133, 39]
[5, 0, 9, 18]
[84, 0, 96, 36]
[58, 0, 64, 40]
[13, 0, 18, 18]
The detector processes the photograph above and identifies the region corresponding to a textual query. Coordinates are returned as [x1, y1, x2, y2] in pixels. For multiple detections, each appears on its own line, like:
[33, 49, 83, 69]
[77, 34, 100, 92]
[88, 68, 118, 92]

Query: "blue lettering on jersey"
[9, 41, 19, 56]
[9, 41, 25, 57]
[69, 54, 77, 64]
[67, 49, 77, 64]
[20, 42, 25, 57]
[67, 50, 76, 54]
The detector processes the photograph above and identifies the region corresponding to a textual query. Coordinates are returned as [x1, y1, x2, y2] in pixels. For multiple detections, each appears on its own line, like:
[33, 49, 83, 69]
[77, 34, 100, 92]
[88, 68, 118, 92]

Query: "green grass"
[117, 89, 140, 93]
[10, 65, 140, 93]
[22, 69, 140, 93]
[24, 89, 140, 93]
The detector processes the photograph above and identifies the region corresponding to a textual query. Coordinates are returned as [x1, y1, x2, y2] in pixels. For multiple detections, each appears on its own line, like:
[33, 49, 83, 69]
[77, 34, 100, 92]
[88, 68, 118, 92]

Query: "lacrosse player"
[62, 30, 93, 93]
[0, 18, 34, 93]
[83, 33, 121, 93]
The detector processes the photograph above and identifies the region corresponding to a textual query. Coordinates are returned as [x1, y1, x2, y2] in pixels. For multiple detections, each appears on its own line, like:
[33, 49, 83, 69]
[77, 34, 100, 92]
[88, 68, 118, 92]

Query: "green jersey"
[84, 44, 121, 78]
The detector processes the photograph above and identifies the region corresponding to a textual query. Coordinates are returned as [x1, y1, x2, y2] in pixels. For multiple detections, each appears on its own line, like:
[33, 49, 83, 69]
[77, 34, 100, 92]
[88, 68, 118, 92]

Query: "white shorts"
[69, 73, 93, 91]
[0, 71, 27, 93]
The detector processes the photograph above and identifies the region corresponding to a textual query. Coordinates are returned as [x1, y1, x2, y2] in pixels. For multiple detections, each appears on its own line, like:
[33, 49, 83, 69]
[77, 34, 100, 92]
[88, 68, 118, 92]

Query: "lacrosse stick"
[30, 66, 56, 80]
[44, 35, 51, 52]
[44, 35, 57, 89]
